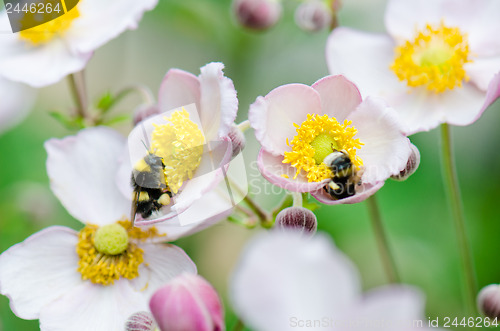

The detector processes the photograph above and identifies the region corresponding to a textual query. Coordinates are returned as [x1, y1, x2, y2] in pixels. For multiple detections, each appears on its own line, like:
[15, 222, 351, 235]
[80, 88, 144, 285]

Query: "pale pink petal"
[231, 231, 360, 331]
[0, 227, 81, 320]
[465, 57, 500, 91]
[199, 62, 239, 140]
[349, 97, 412, 183]
[39, 280, 147, 331]
[257, 149, 329, 193]
[45, 127, 129, 226]
[326, 28, 405, 101]
[249, 84, 322, 156]
[312, 75, 362, 122]
[348, 286, 427, 331]
[311, 181, 384, 205]
[130, 244, 197, 299]
[0, 35, 91, 87]
[65, 0, 158, 54]
[384, 0, 447, 42]
[480, 72, 500, 114]
[157, 69, 201, 114]
[0, 78, 36, 133]
[440, 83, 490, 127]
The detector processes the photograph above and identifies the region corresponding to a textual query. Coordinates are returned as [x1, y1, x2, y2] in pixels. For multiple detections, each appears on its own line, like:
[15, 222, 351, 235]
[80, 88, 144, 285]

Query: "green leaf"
[96, 91, 115, 113]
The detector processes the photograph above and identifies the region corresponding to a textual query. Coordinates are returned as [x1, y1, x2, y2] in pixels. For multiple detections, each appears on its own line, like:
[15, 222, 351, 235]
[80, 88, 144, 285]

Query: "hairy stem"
[68, 71, 88, 119]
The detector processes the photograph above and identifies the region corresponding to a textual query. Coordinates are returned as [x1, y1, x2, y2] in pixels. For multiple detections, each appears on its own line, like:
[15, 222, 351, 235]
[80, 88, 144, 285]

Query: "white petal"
[348, 286, 427, 331]
[0, 227, 81, 319]
[312, 75, 362, 122]
[326, 28, 405, 101]
[39, 280, 147, 331]
[231, 231, 360, 331]
[199, 62, 239, 140]
[157, 68, 201, 114]
[130, 244, 197, 299]
[440, 83, 489, 127]
[0, 78, 36, 133]
[64, 0, 158, 54]
[349, 97, 412, 183]
[0, 20, 90, 87]
[45, 127, 129, 226]
[249, 84, 322, 156]
[465, 57, 500, 91]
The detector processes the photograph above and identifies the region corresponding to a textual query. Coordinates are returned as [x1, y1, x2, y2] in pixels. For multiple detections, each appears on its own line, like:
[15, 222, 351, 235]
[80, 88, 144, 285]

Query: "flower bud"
[275, 207, 317, 235]
[149, 273, 225, 331]
[228, 124, 246, 158]
[295, 0, 332, 32]
[391, 143, 420, 181]
[478, 284, 500, 318]
[125, 311, 158, 331]
[233, 0, 282, 31]
[133, 104, 160, 126]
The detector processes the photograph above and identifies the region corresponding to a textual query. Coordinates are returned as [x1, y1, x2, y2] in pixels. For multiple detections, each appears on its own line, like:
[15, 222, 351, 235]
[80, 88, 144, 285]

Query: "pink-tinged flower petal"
[348, 286, 427, 331]
[384, 0, 447, 42]
[130, 244, 197, 299]
[311, 181, 384, 205]
[326, 28, 405, 101]
[150, 274, 224, 331]
[39, 280, 147, 331]
[65, 0, 158, 54]
[0, 78, 36, 134]
[465, 57, 500, 92]
[249, 84, 322, 156]
[199, 62, 239, 140]
[311, 75, 362, 122]
[151, 190, 234, 242]
[45, 127, 129, 226]
[349, 97, 412, 183]
[158, 69, 201, 115]
[0, 226, 81, 320]
[0, 35, 91, 88]
[257, 149, 329, 193]
[480, 72, 500, 114]
[439, 83, 489, 127]
[231, 231, 360, 331]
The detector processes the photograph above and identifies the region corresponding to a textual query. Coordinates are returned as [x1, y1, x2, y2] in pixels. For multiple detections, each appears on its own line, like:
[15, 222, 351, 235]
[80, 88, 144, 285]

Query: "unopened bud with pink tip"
[149, 273, 225, 331]
[295, 0, 332, 32]
[125, 311, 158, 331]
[391, 143, 420, 181]
[233, 0, 282, 31]
[478, 284, 500, 318]
[275, 207, 317, 235]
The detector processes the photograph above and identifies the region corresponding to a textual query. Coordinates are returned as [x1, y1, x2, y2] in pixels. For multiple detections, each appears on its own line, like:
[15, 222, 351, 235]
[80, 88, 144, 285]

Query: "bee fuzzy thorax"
[323, 150, 363, 200]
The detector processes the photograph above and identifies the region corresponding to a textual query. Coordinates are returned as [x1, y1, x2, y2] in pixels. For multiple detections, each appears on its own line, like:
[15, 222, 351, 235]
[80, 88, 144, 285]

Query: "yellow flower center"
[19, 6, 80, 46]
[390, 22, 471, 93]
[76, 220, 165, 286]
[151, 108, 205, 194]
[283, 114, 363, 182]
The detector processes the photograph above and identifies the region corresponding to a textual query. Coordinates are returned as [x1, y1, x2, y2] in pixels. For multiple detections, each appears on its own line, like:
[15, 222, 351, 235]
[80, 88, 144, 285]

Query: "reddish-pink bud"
[233, 0, 282, 31]
[275, 207, 317, 235]
[149, 273, 225, 331]
[295, 0, 332, 32]
[125, 311, 158, 331]
[391, 143, 420, 181]
[478, 284, 500, 318]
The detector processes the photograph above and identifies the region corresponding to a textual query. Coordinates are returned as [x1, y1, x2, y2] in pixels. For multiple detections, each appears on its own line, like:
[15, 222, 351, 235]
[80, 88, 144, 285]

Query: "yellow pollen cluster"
[76, 220, 164, 286]
[391, 22, 471, 93]
[19, 7, 80, 46]
[151, 109, 205, 194]
[283, 114, 363, 182]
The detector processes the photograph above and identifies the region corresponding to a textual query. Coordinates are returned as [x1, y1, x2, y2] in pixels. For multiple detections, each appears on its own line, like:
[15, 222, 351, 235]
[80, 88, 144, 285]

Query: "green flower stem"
[440, 123, 477, 314]
[231, 318, 245, 331]
[114, 84, 155, 107]
[68, 70, 88, 119]
[292, 191, 303, 207]
[237, 120, 250, 132]
[243, 195, 273, 228]
[366, 194, 400, 283]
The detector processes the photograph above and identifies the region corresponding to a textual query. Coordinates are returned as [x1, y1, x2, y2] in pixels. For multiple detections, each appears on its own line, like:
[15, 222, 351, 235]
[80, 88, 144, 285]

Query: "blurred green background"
[1, 0, 500, 329]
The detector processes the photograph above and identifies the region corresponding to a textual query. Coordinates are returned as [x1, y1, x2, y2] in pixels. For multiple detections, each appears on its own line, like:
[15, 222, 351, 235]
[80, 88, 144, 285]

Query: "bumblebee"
[131, 152, 173, 222]
[323, 150, 363, 200]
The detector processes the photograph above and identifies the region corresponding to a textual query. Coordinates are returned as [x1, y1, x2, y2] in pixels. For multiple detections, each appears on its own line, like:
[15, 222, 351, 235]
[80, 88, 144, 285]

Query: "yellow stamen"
[283, 114, 363, 182]
[19, 7, 80, 46]
[76, 220, 165, 286]
[151, 108, 205, 194]
[391, 22, 471, 93]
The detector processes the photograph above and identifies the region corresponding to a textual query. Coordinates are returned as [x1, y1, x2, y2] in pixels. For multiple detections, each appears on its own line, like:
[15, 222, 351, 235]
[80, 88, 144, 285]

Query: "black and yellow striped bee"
[323, 150, 363, 199]
[131, 152, 172, 222]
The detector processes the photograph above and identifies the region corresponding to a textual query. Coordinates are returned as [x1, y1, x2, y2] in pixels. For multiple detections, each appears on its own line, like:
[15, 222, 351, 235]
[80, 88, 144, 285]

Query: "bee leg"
[158, 193, 171, 206]
[328, 181, 340, 190]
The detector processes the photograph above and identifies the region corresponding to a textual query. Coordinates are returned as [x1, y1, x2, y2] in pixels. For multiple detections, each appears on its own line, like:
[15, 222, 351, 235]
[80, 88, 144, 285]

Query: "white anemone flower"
[0, 0, 157, 87]
[0, 127, 198, 330]
[327, 0, 500, 134]
[231, 231, 438, 331]
[0, 77, 35, 133]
